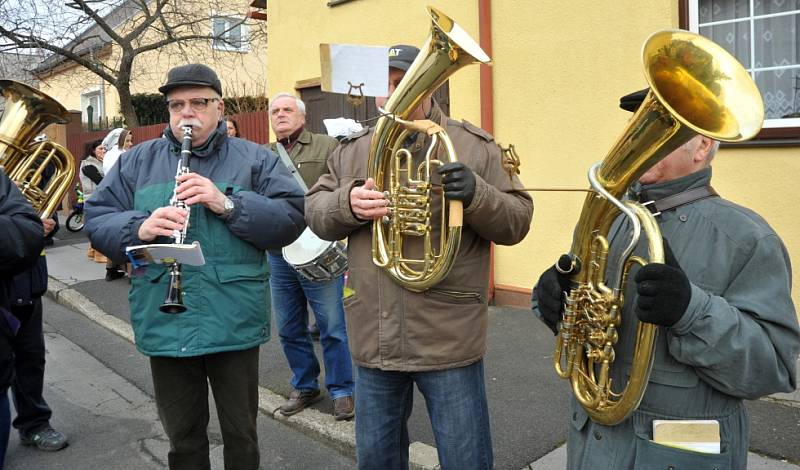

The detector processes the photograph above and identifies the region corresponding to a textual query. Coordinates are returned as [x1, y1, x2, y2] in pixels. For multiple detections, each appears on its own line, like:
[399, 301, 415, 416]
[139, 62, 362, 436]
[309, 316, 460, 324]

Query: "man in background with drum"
[268, 92, 354, 421]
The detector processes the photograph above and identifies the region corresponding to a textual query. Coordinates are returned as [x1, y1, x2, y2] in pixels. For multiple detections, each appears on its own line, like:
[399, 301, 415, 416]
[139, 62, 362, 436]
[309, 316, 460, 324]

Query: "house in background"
[31, 0, 268, 127]
[265, 0, 800, 309]
[0, 51, 42, 113]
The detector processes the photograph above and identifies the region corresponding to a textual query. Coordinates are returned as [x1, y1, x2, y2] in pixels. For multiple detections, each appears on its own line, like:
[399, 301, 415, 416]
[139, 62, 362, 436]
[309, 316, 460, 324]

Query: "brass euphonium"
[554, 30, 763, 425]
[368, 6, 490, 292]
[0, 80, 76, 218]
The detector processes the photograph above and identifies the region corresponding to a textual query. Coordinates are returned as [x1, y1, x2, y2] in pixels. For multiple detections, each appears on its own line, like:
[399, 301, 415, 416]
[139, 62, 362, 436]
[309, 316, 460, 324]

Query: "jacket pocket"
[424, 288, 483, 304]
[633, 436, 730, 469]
[215, 264, 268, 283]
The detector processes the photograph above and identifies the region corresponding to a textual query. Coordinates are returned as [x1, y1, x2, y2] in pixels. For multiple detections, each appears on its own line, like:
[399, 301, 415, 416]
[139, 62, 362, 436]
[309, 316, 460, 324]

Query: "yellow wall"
[267, 1, 800, 309]
[37, 1, 267, 120]
[266, 0, 482, 132]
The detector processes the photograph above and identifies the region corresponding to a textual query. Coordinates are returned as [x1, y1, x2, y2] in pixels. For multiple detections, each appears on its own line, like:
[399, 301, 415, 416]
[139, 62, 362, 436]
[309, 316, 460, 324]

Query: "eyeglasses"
[166, 97, 220, 113]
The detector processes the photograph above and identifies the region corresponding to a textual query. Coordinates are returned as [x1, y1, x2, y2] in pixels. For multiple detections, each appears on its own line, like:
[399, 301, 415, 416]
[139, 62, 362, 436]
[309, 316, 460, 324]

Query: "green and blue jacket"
[86, 122, 305, 357]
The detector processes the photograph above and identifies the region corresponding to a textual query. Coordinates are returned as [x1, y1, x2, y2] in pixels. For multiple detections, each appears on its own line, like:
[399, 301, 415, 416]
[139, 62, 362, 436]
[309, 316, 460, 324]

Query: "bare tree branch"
[0, 0, 268, 128]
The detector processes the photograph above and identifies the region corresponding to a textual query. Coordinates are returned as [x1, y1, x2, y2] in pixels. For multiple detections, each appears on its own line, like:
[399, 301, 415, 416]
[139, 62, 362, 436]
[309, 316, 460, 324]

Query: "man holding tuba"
[306, 44, 533, 469]
[532, 90, 800, 469]
[85, 63, 306, 469]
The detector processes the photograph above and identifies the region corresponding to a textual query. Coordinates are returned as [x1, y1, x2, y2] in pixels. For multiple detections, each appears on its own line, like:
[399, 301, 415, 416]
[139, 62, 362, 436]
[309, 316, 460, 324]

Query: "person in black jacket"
[0, 170, 44, 468]
[4, 161, 69, 452]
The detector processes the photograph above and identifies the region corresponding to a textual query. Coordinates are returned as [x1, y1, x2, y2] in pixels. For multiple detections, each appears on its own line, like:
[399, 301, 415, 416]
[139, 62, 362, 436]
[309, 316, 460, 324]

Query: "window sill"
[211, 46, 250, 54]
[719, 126, 800, 148]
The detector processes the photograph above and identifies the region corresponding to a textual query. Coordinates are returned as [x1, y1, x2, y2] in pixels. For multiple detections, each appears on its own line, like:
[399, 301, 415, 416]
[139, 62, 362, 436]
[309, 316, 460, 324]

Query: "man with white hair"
[268, 92, 354, 421]
[532, 89, 800, 470]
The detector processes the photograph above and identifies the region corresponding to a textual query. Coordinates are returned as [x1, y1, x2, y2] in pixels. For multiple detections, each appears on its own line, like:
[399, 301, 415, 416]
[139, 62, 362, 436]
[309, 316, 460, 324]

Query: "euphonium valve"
[553, 30, 763, 425]
[367, 6, 490, 292]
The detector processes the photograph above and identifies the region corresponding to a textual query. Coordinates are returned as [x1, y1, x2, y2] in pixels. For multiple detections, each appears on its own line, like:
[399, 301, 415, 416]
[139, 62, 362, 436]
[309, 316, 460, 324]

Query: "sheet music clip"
[346, 81, 365, 107]
[320, 43, 388, 108]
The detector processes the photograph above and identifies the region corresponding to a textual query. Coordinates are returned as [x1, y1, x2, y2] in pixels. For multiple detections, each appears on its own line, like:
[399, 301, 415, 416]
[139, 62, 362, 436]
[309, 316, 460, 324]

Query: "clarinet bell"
[160, 268, 187, 314]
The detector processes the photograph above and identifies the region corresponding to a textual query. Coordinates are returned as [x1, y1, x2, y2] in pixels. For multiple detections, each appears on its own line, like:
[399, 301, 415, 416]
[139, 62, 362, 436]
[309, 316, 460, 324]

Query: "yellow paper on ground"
[652, 419, 720, 454]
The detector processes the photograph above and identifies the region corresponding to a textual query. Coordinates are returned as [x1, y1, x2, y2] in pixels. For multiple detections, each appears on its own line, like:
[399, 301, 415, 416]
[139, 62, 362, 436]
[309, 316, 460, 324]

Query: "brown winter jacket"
[305, 104, 533, 371]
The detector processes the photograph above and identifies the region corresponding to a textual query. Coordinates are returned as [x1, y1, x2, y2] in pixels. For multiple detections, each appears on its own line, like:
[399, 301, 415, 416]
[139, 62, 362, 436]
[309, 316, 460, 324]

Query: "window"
[687, 0, 800, 132]
[211, 16, 249, 52]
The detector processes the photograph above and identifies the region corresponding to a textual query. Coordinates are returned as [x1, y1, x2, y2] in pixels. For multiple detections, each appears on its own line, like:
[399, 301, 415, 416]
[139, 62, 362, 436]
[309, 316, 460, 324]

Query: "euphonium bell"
[554, 30, 763, 425]
[368, 6, 490, 292]
[0, 80, 76, 219]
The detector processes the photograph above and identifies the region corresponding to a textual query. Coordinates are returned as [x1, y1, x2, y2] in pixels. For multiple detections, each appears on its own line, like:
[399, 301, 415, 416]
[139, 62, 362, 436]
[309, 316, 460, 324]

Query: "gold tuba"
[0, 79, 76, 218]
[368, 6, 490, 292]
[553, 30, 763, 425]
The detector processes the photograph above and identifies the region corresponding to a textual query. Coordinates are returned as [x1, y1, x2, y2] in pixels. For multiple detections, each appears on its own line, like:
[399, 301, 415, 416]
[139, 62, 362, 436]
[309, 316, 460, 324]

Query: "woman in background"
[226, 117, 240, 138]
[79, 139, 107, 265]
[102, 128, 133, 175]
[99, 129, 132, 281]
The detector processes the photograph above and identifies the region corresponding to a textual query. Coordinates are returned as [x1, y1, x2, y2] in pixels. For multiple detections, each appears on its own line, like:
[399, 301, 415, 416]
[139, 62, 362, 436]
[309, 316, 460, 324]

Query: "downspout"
[478, 0, 495, 301]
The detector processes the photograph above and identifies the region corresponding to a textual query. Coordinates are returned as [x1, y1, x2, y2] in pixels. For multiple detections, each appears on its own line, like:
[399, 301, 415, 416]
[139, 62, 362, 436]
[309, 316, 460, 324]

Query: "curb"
[46, 277, 441, 470]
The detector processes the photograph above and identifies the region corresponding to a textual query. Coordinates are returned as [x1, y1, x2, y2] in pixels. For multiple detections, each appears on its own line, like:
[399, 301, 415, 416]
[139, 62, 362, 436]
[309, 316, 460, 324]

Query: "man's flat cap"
[619, 88, 650, 113]
[159, 63, 223, 97]
[388, 44, 420, 72]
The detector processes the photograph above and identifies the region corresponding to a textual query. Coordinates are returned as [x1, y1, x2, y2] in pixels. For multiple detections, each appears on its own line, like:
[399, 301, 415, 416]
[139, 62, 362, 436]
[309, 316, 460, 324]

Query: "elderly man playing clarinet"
[86, 63, 305, 470]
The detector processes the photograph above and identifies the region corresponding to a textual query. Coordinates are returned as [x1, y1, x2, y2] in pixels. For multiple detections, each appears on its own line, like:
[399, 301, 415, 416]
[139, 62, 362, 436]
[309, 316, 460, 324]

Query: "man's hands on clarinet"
[174, 173, 227, 215]
[138, 207, 188, 242]
[138, 173, 228, 242]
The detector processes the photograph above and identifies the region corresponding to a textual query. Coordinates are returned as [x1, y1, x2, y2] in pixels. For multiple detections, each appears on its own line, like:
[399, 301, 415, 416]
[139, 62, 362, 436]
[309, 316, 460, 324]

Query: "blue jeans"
[268, 253, 353, 400]
[355, 360, 493, 470]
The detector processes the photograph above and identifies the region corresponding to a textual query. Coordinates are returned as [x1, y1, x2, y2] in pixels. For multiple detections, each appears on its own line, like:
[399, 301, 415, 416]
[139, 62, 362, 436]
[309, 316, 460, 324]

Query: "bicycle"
[66, 185, 85, 232]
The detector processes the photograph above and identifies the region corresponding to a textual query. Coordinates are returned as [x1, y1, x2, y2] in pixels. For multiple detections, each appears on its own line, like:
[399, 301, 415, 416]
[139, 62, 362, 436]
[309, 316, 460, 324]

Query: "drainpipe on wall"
[478, 0, 495, 301]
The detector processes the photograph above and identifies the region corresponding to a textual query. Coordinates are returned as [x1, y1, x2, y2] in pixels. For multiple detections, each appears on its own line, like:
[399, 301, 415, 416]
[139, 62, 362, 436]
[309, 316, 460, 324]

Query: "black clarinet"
[160, 125, 193, 314]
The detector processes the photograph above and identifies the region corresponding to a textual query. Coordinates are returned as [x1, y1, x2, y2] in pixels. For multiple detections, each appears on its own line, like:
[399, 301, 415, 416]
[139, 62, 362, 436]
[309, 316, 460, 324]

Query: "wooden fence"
[58, 110, 270, 209]
[66, 110, 270, 162]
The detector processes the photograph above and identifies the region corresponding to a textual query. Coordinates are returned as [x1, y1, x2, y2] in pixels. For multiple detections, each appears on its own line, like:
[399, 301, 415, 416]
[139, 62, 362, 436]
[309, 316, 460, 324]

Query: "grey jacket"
[543, 167, 800, 469]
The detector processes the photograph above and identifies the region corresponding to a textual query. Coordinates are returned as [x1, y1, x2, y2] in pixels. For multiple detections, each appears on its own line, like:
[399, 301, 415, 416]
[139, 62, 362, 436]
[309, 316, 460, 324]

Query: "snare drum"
[282, 227, 348, 282]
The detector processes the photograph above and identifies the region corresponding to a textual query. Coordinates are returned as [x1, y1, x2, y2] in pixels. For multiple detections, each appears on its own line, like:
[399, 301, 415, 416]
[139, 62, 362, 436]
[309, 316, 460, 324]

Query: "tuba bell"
[0, 79, 76, 219]
[553, 30, 763, 425]
[368, 6, 490, 292]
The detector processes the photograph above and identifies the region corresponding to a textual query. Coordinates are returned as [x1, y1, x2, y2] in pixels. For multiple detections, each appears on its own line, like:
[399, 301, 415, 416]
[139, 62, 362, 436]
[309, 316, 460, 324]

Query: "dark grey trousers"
[150, 347, 260, 470]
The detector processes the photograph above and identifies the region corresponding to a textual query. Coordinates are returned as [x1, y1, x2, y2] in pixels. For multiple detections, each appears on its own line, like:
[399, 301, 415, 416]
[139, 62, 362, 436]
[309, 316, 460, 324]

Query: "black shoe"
[279, 389, 323, 416]
[20, 426, 68, 451]
[333, 395, 355, 421]
[105, 268, 125, 281]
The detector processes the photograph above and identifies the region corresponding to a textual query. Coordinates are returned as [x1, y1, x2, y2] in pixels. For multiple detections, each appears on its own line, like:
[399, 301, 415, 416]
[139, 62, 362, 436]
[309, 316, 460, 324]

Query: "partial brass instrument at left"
[0, 79, 75, 218]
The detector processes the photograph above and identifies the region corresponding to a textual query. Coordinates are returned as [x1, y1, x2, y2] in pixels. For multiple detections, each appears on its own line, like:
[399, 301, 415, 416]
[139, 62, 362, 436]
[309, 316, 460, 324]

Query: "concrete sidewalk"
[43, 232, 800, 469]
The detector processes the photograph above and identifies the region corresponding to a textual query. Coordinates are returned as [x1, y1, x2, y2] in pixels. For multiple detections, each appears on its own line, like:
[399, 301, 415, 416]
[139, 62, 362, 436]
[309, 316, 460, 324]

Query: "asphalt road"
[4, 296, 356, 470]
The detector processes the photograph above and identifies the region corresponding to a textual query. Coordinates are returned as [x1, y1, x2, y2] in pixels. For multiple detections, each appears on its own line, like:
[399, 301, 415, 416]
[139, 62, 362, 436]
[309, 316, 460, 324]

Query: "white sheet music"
[320, 44, 389, 98]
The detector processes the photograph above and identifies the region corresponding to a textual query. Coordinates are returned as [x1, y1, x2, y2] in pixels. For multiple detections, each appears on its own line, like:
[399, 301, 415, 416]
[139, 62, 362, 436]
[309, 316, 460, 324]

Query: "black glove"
[437, 162, 476, 208]
[633, 240, 692, 327]
[533, 256, 573, 335]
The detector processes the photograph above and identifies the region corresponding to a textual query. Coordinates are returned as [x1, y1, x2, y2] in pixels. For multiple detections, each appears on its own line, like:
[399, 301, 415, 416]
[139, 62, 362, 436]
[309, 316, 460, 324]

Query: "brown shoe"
[333, 396, 354, 421]
[280, 389, 323, 416]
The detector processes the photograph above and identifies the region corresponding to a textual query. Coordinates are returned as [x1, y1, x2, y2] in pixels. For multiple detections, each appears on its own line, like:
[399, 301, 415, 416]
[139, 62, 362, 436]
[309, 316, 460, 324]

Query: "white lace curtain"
[698, 0, 800, 119]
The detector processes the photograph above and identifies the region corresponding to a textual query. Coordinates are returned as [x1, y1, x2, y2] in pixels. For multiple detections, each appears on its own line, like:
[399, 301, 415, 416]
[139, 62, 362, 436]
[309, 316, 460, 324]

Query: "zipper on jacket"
[426, 288, 483, 304]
